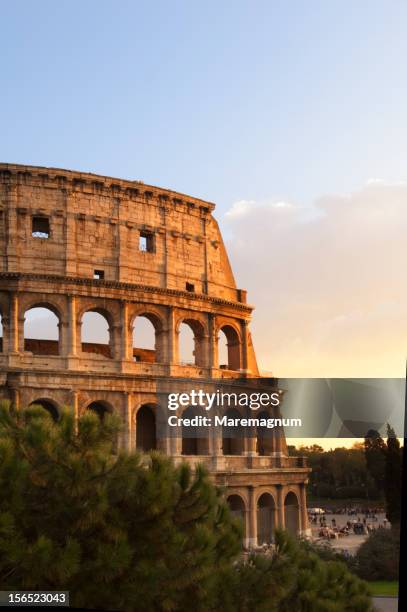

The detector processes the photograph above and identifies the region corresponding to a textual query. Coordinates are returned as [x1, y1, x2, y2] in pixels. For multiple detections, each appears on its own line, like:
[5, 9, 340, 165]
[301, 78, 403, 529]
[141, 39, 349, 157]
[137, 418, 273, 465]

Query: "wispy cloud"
[223, 181, 407, 377]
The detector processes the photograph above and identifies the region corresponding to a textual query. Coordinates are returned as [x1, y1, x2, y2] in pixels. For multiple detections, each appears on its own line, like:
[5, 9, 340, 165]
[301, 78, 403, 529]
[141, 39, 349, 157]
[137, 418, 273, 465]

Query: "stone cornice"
[0, 162, 216, 212]
[0, 272, 254, 313]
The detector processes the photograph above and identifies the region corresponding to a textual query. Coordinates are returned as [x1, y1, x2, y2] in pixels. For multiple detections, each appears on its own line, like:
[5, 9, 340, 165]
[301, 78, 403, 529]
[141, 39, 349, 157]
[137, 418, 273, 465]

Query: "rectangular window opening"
[93, 270, 105, 280]
[32, 216, 50, 239]
[186, 282, 195, 292]
[139, 231, 154, 252]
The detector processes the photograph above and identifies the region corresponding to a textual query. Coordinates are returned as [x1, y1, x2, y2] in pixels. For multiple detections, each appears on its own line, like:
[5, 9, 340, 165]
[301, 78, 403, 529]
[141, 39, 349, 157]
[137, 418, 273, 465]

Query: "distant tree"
[364, 429, 386, 490]
[354, 526, 400, 581]
[384, 424, 402, 524]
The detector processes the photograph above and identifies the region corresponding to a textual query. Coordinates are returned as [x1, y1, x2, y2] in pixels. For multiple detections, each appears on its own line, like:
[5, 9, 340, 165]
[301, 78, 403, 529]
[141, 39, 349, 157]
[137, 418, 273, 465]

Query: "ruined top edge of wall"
[0, 163, 216, 213]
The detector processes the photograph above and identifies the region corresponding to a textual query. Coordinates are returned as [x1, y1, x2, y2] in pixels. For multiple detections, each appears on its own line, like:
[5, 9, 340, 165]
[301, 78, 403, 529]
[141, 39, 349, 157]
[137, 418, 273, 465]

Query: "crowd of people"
[308, 506, 389, 541]
[318, 506, 384, 517]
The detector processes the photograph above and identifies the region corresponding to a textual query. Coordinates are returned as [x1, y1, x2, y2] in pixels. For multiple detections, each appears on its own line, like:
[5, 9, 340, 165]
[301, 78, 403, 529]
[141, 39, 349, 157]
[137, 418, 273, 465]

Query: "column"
[9, 292, 19, 353]
[241, 320, 249, 372]
[248, 486, 258, 548]
[170, 420, 182, 455]
[120, 301, 131, 361]
[276, 484, 285, 529]
[300, 482, 309, 534]
[166, 307, 177, 364]
[208, 314, 216, 369]
[67, 295, 77, 356]
[245, 434, 257, 458]
[1, 315, 9, 353]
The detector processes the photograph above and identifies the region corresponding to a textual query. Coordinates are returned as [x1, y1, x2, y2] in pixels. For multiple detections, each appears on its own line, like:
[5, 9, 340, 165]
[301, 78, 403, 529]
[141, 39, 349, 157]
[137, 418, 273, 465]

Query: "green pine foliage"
[384, 425, 402, 524]
[0, 401, 373, 611]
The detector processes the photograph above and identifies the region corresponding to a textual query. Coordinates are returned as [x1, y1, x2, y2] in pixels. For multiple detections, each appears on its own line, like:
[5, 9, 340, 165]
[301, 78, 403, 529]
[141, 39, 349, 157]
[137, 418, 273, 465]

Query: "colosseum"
[0, 162, 310, 547]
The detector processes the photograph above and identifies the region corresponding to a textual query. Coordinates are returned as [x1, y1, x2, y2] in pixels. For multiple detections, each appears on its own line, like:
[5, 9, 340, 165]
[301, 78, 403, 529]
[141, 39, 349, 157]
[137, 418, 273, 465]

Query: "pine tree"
[0, 401, 374, 611]
[364, 429, 386, 490]
[0, 401, 241, 610]
[384, 424, 402, 524]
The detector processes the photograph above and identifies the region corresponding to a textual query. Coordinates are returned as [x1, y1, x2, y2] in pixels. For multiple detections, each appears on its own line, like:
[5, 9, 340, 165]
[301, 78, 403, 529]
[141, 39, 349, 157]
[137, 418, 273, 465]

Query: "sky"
[1, 0, 407, 382]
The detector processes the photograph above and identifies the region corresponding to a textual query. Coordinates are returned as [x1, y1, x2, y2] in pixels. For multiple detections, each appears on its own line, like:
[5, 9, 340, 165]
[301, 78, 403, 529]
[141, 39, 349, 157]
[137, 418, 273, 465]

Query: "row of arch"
[23, 401, 278, 456]
[0, 304, 242, 370]
[228, 491, 300, 543]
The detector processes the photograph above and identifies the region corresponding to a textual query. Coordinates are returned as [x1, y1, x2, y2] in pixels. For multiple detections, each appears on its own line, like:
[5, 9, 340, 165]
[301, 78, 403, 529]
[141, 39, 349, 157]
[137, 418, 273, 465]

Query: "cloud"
[223, 182, 407, 377]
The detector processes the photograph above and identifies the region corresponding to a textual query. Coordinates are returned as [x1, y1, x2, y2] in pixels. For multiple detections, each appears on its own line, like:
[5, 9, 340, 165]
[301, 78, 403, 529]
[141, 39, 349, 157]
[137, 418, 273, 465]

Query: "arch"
[81, 309, 112, 358]
[222, 408, 244, 455]
[86, 400, 113, 421]
[29, 398, 60, 422]
[256, 410, 275, 456]
[136, 404, 157, 452]
[132, 312, 162, 363]
[218, 325, 241, 371]
[24, 305, 60, 355]
[227, 494, 246, 538]
[178, 318, 206, 367]
[181, 405, 210, 455]
[284, 491, 300, 535]
[257, 492, 276, 545]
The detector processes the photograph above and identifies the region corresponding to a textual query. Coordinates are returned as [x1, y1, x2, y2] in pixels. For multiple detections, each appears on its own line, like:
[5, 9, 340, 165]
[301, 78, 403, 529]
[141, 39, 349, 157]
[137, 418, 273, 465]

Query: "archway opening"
[24, 306, 60, 355]
[132, 315, 157, 363]
[218, 325, 240, 371]
[87, 401, 111, 421]
[29, 399, 59, 422]
[227, 495, 246, 541]
[81, 310, 111, 358]
[136, 404, 156, 452]
[222, 408, 244, 455]
[181, 406, 209, 455]
[178, 319, 205, 366]
[256, 411, 275, 456]
[257, 493, 276, 545]
[284, 491, 300, 535]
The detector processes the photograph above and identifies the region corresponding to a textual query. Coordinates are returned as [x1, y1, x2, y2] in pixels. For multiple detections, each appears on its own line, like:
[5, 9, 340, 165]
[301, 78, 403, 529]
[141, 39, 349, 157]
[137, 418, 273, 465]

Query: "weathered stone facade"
[0, 163, 310, 547]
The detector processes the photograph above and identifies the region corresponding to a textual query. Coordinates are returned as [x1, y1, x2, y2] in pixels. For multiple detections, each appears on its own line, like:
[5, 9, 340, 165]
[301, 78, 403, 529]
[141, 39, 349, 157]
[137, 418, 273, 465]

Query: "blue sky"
[1, 0, 406, 214]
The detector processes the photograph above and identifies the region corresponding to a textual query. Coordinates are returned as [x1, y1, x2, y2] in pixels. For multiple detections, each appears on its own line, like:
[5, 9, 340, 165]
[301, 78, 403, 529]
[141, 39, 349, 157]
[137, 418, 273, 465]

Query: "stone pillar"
[246, 432, 257, 456]
[67, 295, 77, 356]
[9, 293, 19, 353]
[110, 323, 122, 361]
[248, 486, 258, 548]
[208, 314, 216, 369]
[170, 421, 182, 455]
[300, 482, 309, 534]
[197, 333, 210, 367]
[276, 484, 285, 529]
[1, 314, 9, 353]
[241, 320, 249, 371]
[59, 320, 68, 356]
[166, 307, 177, 364]
[120, 301, 131, 361]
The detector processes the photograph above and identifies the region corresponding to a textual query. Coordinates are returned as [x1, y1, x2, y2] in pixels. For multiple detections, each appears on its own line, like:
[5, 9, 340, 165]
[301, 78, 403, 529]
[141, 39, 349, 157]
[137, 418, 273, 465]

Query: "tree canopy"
[0, 401, 373, 611]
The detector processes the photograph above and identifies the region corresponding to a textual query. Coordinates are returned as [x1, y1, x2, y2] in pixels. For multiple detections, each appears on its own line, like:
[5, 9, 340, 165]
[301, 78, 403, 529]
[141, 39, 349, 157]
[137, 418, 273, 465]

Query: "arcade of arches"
[227, 487, 307, 548]
[0, 297, 250, 372]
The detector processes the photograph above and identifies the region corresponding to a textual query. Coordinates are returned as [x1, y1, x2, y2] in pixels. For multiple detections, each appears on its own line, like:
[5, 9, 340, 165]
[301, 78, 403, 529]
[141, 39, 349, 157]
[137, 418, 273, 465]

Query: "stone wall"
[0, 163, 310, 546]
